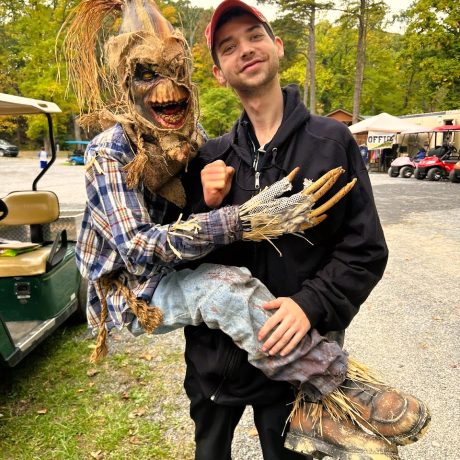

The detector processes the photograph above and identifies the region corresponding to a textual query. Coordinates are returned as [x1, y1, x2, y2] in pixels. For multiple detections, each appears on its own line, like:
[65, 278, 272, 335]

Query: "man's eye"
[223, 44, 236, 55]
[251, 34, 264, 41]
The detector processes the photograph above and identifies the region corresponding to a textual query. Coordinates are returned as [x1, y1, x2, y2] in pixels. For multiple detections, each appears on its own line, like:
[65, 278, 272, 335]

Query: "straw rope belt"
[90, 274, 163, 363]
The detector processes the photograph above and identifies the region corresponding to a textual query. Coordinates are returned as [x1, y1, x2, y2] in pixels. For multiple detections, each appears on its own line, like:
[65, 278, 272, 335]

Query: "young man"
[183, 1, 428, 459]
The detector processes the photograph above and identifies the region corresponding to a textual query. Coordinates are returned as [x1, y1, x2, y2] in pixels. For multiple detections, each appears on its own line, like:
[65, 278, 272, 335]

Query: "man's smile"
[240, 59, 264, 73]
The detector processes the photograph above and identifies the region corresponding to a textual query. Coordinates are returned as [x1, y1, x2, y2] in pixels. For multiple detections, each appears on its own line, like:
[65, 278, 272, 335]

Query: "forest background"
[0, 0, 458, 148]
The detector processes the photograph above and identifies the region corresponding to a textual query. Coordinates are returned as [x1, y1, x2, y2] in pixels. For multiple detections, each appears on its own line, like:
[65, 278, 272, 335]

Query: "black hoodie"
[182, 84, 388, 405]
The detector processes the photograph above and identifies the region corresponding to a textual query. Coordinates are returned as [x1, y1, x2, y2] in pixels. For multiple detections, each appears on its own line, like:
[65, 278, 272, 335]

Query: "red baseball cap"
[205, 0, 273, 54]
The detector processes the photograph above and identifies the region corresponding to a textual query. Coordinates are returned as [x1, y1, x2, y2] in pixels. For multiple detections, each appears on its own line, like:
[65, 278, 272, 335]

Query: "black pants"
[187, 389, 309, 460]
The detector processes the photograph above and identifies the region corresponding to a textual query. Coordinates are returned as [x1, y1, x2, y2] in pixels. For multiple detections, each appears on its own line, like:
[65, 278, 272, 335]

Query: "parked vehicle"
[414, 152, 460, 181]
[414, 125, 460, 181]
[387, 127, 433, 178]
[388, 156, 417, 178]
[0, 139, 19, 157]
[68, 154, 84, 165]
[64, 140, 89, 165]
[0, 93, 86, 367]
[449, 161, 460, 183]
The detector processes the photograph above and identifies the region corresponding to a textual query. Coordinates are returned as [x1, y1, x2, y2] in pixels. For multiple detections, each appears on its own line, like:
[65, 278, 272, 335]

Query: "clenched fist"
[201, 160, 235, 208]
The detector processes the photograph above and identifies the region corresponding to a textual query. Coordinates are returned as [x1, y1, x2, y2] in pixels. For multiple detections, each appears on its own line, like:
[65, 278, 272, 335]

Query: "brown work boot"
[339, 379, 431, 446]
[285, 402, 400, 460]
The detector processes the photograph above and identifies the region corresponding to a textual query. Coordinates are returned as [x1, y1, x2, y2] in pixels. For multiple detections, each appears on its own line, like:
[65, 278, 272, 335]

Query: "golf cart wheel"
[70, 159, 77, 165]
[449, 170, 460, 183]
[414, 168, 425, 180]
[0, 149, 4, 157]
[399, 166, 414, 178]
[427, 167, 442, 181]
[388, 167, 398, 178]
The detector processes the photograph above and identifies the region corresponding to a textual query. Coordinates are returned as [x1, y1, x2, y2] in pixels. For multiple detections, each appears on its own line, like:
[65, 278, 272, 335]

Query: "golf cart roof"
[433, 125, 460, 132]
[0, 93, 61, 115]
[64, 140, 90, 145]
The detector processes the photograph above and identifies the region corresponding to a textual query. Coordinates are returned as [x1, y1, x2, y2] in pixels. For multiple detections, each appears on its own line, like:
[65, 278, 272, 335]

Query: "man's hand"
[258, 297, 311, 357]
[201, 160, 235, 208]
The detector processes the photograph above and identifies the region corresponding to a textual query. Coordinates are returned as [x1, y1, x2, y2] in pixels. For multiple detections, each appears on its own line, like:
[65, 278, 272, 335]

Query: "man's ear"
[274, 36, 284, 59]
[213, 64, 227, 86]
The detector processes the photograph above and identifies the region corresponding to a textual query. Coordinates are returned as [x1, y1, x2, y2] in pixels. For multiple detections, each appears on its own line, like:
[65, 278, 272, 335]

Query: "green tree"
[0, 0, 81, 148]
[398, 0, 460, 112]
[283, 18, 404, 116]
[259, 0, 335, 113]
[359, 30, 406, 114]
[314, 20, 357, 113]
[336, 0, 387, 122]
[269, 15, 304, 72]
[199, 87, 242, 137]
[164, 0, 212, 47]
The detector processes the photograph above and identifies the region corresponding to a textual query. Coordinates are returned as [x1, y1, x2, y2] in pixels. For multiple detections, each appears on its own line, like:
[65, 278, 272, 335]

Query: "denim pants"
[139, 263, 347, 399]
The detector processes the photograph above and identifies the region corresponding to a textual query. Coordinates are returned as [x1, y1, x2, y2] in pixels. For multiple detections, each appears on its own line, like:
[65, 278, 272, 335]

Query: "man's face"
[212, 14, 284, 93]
[130, 63, 190, 129]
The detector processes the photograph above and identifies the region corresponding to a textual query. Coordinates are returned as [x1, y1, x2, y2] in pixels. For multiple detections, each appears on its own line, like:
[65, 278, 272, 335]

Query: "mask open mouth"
[150, 96, 189, 129]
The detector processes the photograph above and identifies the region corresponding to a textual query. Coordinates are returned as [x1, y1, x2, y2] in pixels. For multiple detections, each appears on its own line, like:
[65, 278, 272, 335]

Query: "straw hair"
[60, 0, 124, 113]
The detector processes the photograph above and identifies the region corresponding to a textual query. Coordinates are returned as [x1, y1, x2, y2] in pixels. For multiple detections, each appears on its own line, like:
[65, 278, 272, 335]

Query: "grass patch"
[0, 325, 194, 460]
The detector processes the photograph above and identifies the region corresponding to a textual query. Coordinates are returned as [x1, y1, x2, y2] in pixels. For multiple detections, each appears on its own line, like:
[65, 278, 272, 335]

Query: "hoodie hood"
[222, 84, 310, 170]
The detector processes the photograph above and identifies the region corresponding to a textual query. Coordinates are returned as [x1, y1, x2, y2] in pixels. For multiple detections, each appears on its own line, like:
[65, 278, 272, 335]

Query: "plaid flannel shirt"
[76, 124, 242, 331]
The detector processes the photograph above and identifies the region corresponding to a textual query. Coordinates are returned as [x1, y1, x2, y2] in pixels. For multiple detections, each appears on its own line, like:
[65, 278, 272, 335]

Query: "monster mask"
[63, 0, 205, 207]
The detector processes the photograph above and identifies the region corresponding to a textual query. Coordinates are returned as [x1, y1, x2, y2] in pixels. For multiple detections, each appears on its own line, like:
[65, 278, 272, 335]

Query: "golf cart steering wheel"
[0, 198, 8, 221]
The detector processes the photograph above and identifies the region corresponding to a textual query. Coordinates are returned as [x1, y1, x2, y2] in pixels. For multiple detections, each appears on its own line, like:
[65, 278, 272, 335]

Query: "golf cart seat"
[0, 247, 55, 277]
[0, 190, 65, 277]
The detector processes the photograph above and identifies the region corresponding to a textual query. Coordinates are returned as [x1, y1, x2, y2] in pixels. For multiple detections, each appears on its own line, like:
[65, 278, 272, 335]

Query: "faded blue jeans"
[133, 263, 348, 400]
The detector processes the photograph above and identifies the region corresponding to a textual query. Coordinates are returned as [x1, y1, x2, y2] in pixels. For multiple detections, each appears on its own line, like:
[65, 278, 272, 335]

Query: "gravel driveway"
[2, 157, 459, 459]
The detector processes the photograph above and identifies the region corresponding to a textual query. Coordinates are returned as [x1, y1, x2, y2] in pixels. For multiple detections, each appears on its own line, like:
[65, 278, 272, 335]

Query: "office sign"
[367, 131, 396, 149]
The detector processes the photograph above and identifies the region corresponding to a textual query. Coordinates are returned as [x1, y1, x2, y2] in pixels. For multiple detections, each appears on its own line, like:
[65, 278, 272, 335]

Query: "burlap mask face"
[63, 0, 205, 207]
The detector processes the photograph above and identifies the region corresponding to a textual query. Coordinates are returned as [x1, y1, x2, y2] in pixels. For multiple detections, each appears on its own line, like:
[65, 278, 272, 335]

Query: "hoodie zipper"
[253, 146, 266, 191]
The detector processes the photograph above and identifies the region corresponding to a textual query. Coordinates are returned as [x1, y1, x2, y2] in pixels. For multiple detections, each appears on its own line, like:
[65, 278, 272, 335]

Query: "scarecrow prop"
[62, 1, 430, 459]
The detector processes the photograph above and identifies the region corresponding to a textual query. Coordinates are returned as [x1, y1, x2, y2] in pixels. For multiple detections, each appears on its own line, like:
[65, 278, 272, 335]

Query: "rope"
[89, 275, 163, 362]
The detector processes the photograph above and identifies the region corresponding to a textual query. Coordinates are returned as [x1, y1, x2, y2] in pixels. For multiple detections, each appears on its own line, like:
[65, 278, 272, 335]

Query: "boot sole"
[284, 431, 400, 460]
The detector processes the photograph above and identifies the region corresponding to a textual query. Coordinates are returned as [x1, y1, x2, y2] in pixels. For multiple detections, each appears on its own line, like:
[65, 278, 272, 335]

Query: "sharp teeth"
[153, 98, 188, 108]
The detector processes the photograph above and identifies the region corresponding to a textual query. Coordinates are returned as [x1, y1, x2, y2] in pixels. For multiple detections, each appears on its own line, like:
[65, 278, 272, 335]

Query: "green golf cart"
[0, 93, 86, 367]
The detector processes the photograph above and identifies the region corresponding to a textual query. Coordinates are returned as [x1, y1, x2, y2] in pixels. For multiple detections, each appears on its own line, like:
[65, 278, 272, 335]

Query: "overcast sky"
[189, 0, 415, 33]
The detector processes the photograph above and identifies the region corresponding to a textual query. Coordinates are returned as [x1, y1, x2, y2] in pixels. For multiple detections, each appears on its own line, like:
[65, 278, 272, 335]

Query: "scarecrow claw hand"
[301, 168, 357, 229]
[238, 167, 356, 241]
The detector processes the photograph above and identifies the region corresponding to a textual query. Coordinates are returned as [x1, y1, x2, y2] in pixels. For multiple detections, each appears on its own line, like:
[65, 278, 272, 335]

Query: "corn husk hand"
[239, 167, 357, 242]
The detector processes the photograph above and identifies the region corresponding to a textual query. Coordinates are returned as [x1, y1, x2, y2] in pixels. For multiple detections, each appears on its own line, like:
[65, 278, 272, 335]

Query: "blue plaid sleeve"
[86, 146, 242, 278]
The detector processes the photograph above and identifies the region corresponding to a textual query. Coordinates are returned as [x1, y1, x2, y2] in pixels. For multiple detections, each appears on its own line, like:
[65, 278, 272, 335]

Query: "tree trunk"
[303, 50, 309, 107]
[353, 0, 367, 124]
[308, 6, 316, 115]
[73, 114, 81, 141]
[402, 69, 416, 111]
